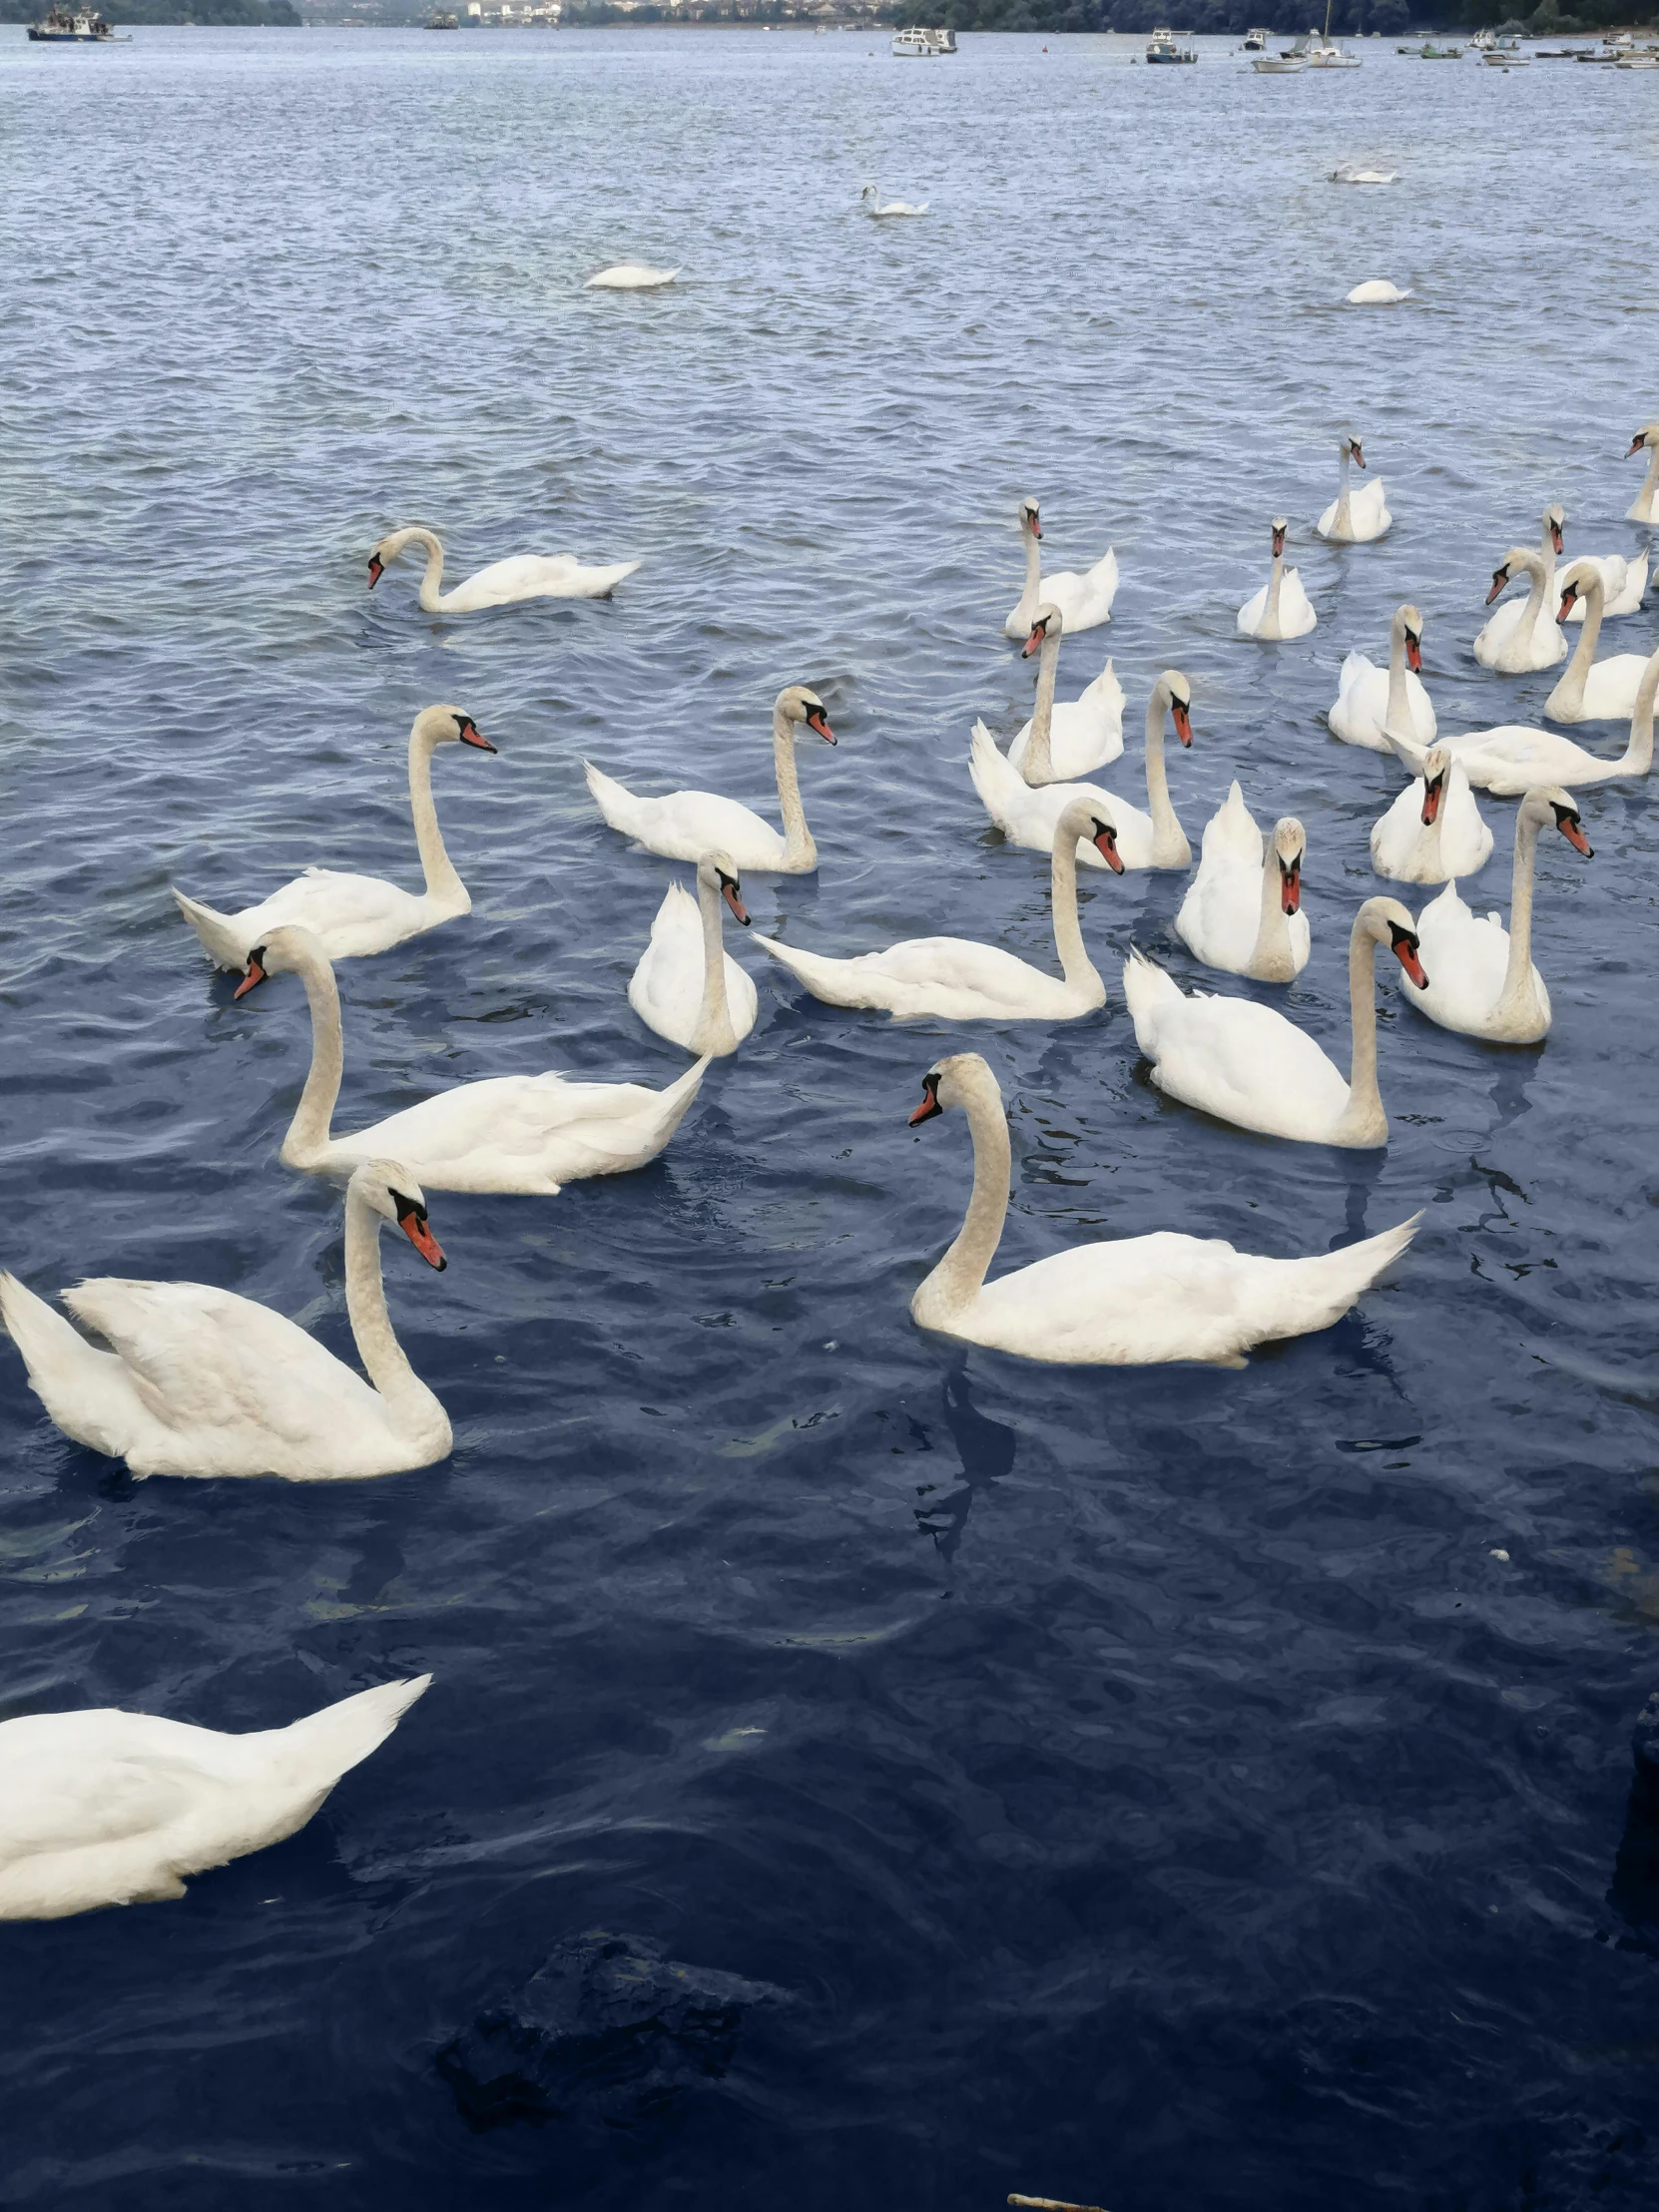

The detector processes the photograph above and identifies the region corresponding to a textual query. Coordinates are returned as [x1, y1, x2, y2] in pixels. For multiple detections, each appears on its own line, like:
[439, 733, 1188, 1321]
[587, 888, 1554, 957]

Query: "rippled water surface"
[5, 24, 1659, 2209]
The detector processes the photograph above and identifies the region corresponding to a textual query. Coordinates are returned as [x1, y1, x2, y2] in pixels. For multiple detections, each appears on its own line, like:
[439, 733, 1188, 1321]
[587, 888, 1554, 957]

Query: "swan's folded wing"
[1158, 997, 1349, 1122]
[1200, 782, 1262, 862]
[0, 1724, 227, 1865]
[1237, 584, 1270, 633]
[632, 791, 783, 861]
[63, 1280, 379, 1443]
[246, 869, 419, 937]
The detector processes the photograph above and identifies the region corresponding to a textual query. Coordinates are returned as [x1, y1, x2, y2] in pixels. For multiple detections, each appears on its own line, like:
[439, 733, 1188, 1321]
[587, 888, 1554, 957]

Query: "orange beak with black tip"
[722, 880, 749, 925]
[1629, 434, 1648, 458]
[367, 554, 384, 589]
[1420, 774, 1444, 828]
[1557, 813, 1593, 857]
[457, 716, 496, 753]
[1092, 823, 1125, 874]
[395, 1200, 446, 1270]
[1390, 927, 1428, 989]
[805, 705, 836, 746]
[1404, 633, 1422, 675]
[1486, 566, 1511, 606]
[234, 949, 269, 1000]
[1558, 584, 1579, 621]
[909, 1073, 943, 1125]
[1027, 512, 1042, 539]
[1280, 857, 1301, 914]
[1172, 701, 1193, 747]
[1549, 518, 1564, 555]
[1022, 623, 1047, 659]
[1350, 441, 1367, 469]
[1271, 523, 1287, 558]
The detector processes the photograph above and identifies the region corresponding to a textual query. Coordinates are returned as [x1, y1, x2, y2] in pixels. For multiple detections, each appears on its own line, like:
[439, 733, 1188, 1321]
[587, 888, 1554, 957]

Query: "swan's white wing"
[1237, 582, 1270, 633]
[1278, 568, 1318, 635]
[1412, 882, 1512, 1026]
[0, 1713, 234, 1864]
[623, 791, 786, 868]
[234, 870, 430, 956]
[1151, 996, 1351, 1129]
[1199, 782, 1262, 864]
[1444, 726, 1599, 788]
[448, 553, 640, 609]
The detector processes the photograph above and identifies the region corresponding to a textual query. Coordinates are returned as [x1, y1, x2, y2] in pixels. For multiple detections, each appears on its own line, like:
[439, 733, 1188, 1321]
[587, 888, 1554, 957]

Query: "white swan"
[1387, 643, 1659, 794]
[1004, 602, 1125, 781]
[1346, 279, 1411, 304]
[584, 687, 834, 872]
[860, 184, 928, 217]
[1474, 525, 1566, 672]
[1370, 745, 1492, 883]
[630, 854, 758, 1056]
[0, 1163, 451, 1479]
[172, 706, 494, 970]
[585, 263, 679, 288]
[1237, 517, 1318, 640]
[1404, 787, 1592, 1045]
[1317, 436, 1391, 543]
[1328, 604, 1436, 752]
[0, 1675, 429, 1921]
[1628, 423, 1659, 524]
[1003, 496, 1118, 638]
[1175, 786, 1309, 982]
[1123, 896, 1429, 1148]
[1330, 163, 1398, 184]
[906, 1052, 1419, 1369]
[237, 927, 708, 1190]
[760, 797, 1121, 1023]
[1561, 515, 1648, 620]
[1546, 561, 1654, 723]
[368, 525, 639, 611]
[970, 671, 1192, 872]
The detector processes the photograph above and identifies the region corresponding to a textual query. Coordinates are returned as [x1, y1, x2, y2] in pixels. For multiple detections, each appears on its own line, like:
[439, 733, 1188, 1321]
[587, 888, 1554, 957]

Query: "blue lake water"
[4, 22, 1659, 2208]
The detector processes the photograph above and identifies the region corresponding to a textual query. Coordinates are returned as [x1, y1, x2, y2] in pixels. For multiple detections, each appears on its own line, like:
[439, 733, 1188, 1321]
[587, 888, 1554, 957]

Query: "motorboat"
[1146, 27, 1198, 61]
[1252, 51, 1303, 70]
[1242, 25, 1270, 49]
[26, 5, 127, 37]
[890, 26, 956, 55]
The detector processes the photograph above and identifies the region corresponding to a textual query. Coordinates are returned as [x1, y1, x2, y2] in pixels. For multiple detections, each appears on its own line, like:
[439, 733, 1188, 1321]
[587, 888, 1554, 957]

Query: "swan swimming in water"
[1346, 279, 1411, 304]
[1627, 423, 1659, 524]
[629, 855, 758, 1057]
[1328, 605, 1436, 752]
[0, 1675, 429, 1920]
[1237, 517, 1317, 639]
[1003, 496, 1118, 637]
[1004, 603, 1125, 781]
[860, 184, 928, 217]
[173, 706, 496, 969]
[1175, 785, 1309, 981]
[970, 671, 1193, 871]
[1474, 528, 1566, 673]
[368, 525, 640, 611]
[1546, 562, 1654, 723]
[0, 1163, 452, 1479]
[585, 263, 680, 288]
[1370, 745, 1492, 884]
[1388, 641, 1659, 795]
[1317, 436, 1390, 543]
[906, 1052, 1419, 1369]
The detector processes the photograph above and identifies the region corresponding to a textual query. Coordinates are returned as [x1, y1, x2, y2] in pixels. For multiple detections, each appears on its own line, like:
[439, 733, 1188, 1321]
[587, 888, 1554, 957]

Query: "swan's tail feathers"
[1280, 1213, 1421, 1331]
[1081, 656, 1121, 704]
[268, 1675, 432, 1792]
[1121, 947, 1182, 1054]
[171, 888, 249, 972]
[1384, 727, 1429, 775]
[584, 762, 649, 839]
[583, 560, 643, 598]
[757, 936, 862, 1006]
[1086, 548, 1120, 610]
[636, 1055, 709, 1155]
[969, 721, 1022, 826]
[0, 1273, 133, 1458]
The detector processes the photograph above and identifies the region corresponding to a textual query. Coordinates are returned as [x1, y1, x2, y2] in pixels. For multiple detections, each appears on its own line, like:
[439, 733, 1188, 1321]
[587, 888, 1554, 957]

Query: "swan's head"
[1418, 746, 1452, 827]
[1359, 895, 1427, 989]
[1628, 425, 1659, 457]
[1342, 436, 1367, 468]
[1017, 496, 1041, 541]
[1272, 819, 1305, 913]
[1022, 602, 1063, 659]
[1056, 794, 1124, 873]
[416, 704, 496, 754]
[1393, 605, 1424, 673]
[1519, 786, 1593, 858]
[860, 183, 877, 200]
[1157, 671, 1194, 746]
[696, 851, 749, 925]
[351, 1162, 446, 1271]
[1544, 503, 1565, 555]
[908, 1051, 997, 1128]
[778, 686, 835, 746]
[1485, 549, 1540, 606]
[1556, 558, 1603, 622]
[1271, 517, 1289, 557]
[366, 527, 420, 589]
[233, 922, 327, 998]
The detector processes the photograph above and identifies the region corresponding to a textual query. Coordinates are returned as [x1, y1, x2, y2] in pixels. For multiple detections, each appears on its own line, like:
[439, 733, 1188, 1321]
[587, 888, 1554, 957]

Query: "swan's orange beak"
[1172, 701, 1193, 747]
[367, 554, 383, 589]
[1026, 513, 1042, 540]
[1280, 860, 1301, 914]
[1404, 635, 1422, 675]
[457, 717, 496, 752]
[1485, 567, 1510, 605]
[1559, 816, 1593, 856]
[1420, 776, 1443, 828]
[1092, 825, 1125, 873]
[909, 1075, 943, 1125]
[1550, 520, 1564, 554]
[397, 1207, 446, 1270]
[233, 950, 269, 1000]
[806, 706, 836, 746]
[1271, 525, 1287, 557]
[1350, 442, 1367, 469]
[1558, 586, 1579, 620]
[722, 881, 750, 925]
[1022, 624, 1046, 659]
[1391, 930, 1427, 989]
[1629, 435, 1647, 457]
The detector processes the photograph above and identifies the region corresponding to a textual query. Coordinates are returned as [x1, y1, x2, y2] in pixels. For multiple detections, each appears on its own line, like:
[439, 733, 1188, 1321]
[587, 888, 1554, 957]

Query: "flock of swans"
[5, 425, 1659, 1921]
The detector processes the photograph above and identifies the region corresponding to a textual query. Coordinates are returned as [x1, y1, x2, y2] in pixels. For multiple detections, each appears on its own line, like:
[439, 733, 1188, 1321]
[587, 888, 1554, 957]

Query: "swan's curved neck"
[1023, 630, 1062, 783]
[280, 947, 344, 1169]
[1517, 550, 1549, 640]
[1333, 921, 1386, 1145]
[1142, 694, 1189, 867]
[1333, 449, 1353, 537]
[404, 529, 447, 613]
[695, 874, 738, 1053]
[1640, 445, 1659, 515]
[1618, 650, 1659, 772]
[1556, 579, 1604, 708]
[913, 1078, 1010, 1324]
[1022, 524, 1042, 609]
[407, 730, 467, 909]
[1493, 808, 1545, 1027]
[342, 1184, 445, 1433]
[1262, 551, 1286, 637]
[1048, 822, 1101, 998]
[772, 708, 816, 868]
[1383, 623, 1412, 743]
[1252, 842, 1296, 979]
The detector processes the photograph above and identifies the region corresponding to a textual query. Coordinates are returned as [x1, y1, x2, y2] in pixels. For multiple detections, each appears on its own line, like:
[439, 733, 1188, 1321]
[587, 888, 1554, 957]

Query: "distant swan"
[1317, 436, 1390, 542]
[0, 1163, 451, 1479]
[238, 926, 709, 1191]
[629, 854, 758, 1057]
[1387, 641, 1659, 794]
[1474, 529, 1566, 673]
[1405, 786, 1593, 1044]
[585, 264, 679, 288]
[0, 1676, 429, 1920]
[970, 670, 1193, 871]
[861, 184, 928, 216]
[1003, 495, 1118, 637]
[173, 706, 495, 969]
[1005, 602, 1125, 781]
[761, 796, 1123, 1023]
[1370, 745, 1492, 883]
[368, 525, 640, 611]
[1123, 897, 1429, 1148]
[906, 1052, 1419, 1369]
[585, 687, 834, 872]
[1237, 517, 1317, 639]
[1175, 784, 1309, 981]
[1331, 163, 1397, 184]
[1346, 279, 1410, 303]
[1546, 561, 1654, 723]
[1628, 423, 1659, 524]
[1329, 604, 1436, 751]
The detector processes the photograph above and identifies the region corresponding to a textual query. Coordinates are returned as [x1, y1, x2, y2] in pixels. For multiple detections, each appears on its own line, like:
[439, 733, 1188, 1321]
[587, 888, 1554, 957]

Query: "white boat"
[1242, 25, 1270, 48]
[1253, 52, 1303, 70]
[890, 26, 956, 56]
[1284, 6, 1361, 65]
[1616, 48, 1659, 65]
[1146, 26, 1198, 62]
